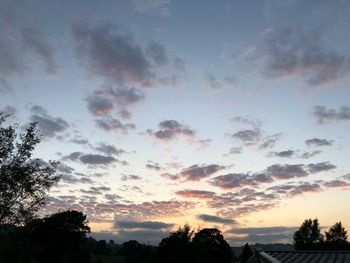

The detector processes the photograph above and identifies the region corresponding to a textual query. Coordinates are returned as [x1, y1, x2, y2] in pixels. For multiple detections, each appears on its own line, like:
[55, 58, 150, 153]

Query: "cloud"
[299, 150, 322, 159]
[132, 0, 170, 16]
[197, 214, 237, 225]
[225, 147, 243, 155]
[79, 154, 117, 165]
[70, 137, 89, 145]
[266, 164, 308, 179]
[175, 190, 215, 199]
[248, 27, 349, 85]
[323, 180, 350, 188]
[146, 41, 168, 66]
[228, 128, 281, 149]
[0, 78, 12, 93]
[230, 116, 261, 128]
[210, 173, 256, 189]
[81, 186, 111, 195]
[121, 174, 142, 181]
[62, 151, 84, 162]
[268, 149, 322, 159]
[57, 163, 75, 174]
[21, 27, 57, 74]
[210, 164, 311, 189]
[230, 226, 297, 235]
[219, 203, 276, 218]
[288, 182, 323, 196]
[228, 226, 297, 245]
[95, 116, 135, 132]
[63, 152, 118, 166]
[179, 164, 225, 181]
[30, 105, 69, 138]
[114, 220, 174, 230]
[258, 134, 281, 149]
[305, 138, 333, 147]
[86, 96, 113, 116]
[72, 21, 154, 86]
[116, 200, 196, 221]
[97, 86, 145, 106]
[86, 86, 145, 119]
[313, 105, 350, 124]
[60, 174, 95, 185]
[148, 120, 195, 140]
[95, 142, 125, 156]
[145, 161, 162, 171]
[197, 139, 212, 149]
[203, 72, 238, 90]
[210, 171, 275, 190]
[306, 162, 336, 174]
[270, 150, 295, 158]
[230, 129, 261, 144]
[0, 2, 57, 90]
[268, 182, 323, 197]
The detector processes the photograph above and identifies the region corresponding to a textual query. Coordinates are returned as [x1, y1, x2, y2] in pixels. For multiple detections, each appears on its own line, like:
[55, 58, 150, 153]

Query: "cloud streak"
[313, 105, 350, 124]
[147, 120, 195, 140]
[248, 27, 349, 85]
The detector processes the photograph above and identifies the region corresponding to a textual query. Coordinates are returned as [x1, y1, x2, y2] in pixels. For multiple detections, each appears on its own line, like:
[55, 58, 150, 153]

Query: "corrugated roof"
[263, 251, 350, 263]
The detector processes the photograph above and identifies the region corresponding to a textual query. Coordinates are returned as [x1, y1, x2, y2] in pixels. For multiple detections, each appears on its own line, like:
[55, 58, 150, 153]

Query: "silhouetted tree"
[192, 228, 231, 263]
[157, 224, 194, 263]
[0, 210, 91, 262]
[293, 218, 324, 250]
[121, 240, 143, 257]
[324, 221, 350, 250]
[240, 243, 254, 263]
[326, 222, 348, 243]
[0, 114, 60, 225]
[121, 240, 156, 263]
[24, 210, 91, 262]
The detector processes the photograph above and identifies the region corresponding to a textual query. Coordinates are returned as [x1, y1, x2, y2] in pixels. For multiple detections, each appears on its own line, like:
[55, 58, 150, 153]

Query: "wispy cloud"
[247, 27, 349, 85]
[147, 120, 195, 141]
[313, 105, 350, 124]
[197, 214, 237, 225]
[30, 105, 69, 138]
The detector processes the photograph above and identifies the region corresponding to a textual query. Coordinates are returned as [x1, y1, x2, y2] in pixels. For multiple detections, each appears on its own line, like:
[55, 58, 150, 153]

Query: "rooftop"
[258, 251, 350, 263]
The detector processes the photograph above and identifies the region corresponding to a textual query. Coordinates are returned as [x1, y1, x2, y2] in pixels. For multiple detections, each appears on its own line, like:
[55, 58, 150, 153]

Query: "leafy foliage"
[158, 225, 231, 263]
[0, 210, 91, 262]
[0, 113, 60, 224]
[326, 221, 348, 243]
[293, 218, 323, 250]
[192, 228, 232, 263]
[294, 218, 350, 251]
[158, 224, 193, 263]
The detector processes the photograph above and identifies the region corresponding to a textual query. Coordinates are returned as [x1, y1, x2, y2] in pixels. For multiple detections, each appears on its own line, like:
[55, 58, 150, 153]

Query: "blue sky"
[1, 0, 350, 245]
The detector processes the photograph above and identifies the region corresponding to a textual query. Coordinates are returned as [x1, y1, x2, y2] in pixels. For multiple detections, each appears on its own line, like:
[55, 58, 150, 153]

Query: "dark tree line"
[0, 210, 91, 262]
[158, 225, 233, 263]
[293, 218, 349, 251]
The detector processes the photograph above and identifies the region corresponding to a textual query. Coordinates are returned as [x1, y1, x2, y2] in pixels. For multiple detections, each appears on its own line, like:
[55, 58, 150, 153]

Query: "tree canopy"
[294, 218, 350, 251]
[326, 221, 348, 243]
[0, 210, 91, 262]
[0, 113, 60, 224]
[157, 224, 193, 263]
[158, 225, 231, 263]
[192, 228, 232, 263]
[293, 218, 323, 250]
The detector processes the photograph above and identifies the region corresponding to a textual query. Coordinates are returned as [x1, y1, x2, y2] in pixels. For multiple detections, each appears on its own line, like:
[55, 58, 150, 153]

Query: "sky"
[1, 0, 350, 246]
